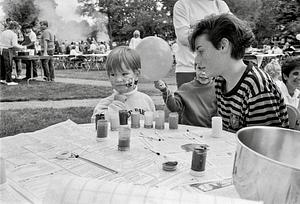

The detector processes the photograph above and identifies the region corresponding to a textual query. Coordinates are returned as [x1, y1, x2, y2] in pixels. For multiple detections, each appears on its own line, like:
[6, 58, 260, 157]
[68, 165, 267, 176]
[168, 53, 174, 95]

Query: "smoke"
[0, 0, 109, 42]
[34, 0, 91, 42]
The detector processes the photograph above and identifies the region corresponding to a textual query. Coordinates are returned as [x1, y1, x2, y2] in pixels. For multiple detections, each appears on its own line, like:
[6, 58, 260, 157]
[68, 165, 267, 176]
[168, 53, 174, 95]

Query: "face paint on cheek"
[125, 78, 135, 87]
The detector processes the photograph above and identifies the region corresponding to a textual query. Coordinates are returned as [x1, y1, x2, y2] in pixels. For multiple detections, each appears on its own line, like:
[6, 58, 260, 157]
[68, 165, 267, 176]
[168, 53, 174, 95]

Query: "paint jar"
[95, 114, 101, 130]
[119, 110, 129, 126]
[144, 111, 154, 128]
[96, 114, 108, 141]
[110, 113, 120, 131]
[155, 110, 165, 130]
[190, 146, 207, 177]
[131, 111, 140, 128]
[211, 116, 223, 138]
[168, 112, 178, 129]
[118, 126, 131, 151]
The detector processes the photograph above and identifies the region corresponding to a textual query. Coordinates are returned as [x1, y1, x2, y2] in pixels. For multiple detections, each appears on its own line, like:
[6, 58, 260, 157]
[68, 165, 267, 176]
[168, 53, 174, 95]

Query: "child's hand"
[154, 80, 167, 92]
[114, 94, 127, 103]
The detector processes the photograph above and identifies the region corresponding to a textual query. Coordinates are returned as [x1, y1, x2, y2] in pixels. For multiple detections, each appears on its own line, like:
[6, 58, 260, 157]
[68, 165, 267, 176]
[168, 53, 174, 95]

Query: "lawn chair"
[67, 55, 90, 71]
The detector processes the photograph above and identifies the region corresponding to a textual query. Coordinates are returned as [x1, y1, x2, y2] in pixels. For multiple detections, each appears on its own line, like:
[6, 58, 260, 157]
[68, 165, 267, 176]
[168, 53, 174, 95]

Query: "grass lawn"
[0, 107, 94, 137]
[1, 67, 172, 137]
[0, 80, 113, 102]
[0, 104, 165, 137]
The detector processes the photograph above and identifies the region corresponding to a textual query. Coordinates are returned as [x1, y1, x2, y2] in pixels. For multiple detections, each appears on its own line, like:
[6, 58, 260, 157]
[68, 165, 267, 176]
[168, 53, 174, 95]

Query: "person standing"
[0, 21, 25, 85]
[39, 20, 55, 81]
[129, 30, 142, 49]
[21, 23, 38, 80]
[173, 0, 230, 88]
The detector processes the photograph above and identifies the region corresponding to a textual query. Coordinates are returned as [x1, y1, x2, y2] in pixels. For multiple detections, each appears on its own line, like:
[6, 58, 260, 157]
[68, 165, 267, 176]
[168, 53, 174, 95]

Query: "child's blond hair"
[264, 59, 281, 80]
[105, 46, 141, 75]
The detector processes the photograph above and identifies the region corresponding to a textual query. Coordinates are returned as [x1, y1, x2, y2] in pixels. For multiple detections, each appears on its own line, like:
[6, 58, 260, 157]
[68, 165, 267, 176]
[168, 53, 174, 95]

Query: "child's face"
[108, 63, 138, 94]
[194, 63, 210, 84]
[285, 67, 300, 90]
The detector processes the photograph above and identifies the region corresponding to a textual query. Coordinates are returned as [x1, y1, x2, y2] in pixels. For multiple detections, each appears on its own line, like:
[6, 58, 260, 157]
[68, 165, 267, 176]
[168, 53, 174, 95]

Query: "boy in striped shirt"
[189, 14, 288, 132]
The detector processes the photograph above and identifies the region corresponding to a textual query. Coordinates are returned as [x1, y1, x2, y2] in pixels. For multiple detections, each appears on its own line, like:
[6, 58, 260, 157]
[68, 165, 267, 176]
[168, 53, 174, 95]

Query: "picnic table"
[13, 55, 51, 84]
[53, 53, 109, 71]
[1, 119, 261, 203]
[244, 53, 283, 69]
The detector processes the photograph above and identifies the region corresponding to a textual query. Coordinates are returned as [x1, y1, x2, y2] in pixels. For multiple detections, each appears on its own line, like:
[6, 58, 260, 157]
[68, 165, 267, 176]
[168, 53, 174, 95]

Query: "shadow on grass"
[55, 66, 177, 85]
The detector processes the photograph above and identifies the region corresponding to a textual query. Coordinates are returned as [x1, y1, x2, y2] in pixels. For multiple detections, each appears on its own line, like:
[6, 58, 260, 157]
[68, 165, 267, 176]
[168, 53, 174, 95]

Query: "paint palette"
[162, 161, 178, 171]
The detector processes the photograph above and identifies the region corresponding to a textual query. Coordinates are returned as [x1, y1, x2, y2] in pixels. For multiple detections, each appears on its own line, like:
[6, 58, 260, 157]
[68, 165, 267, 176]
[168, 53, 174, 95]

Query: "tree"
[78, 0, 175, 44]
[0, 0, 40, 27]
[78, 0, 126, 43]
[275, 0, 300, 44]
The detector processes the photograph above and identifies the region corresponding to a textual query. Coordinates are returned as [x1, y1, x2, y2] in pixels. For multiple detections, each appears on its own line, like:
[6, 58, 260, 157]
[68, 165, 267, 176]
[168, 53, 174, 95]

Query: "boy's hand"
[154, 80, 167, 92]
[114, 94, 127, 103]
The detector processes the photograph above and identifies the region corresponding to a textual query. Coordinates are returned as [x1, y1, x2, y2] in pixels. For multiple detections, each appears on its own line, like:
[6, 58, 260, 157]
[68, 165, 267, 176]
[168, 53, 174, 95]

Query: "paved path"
[0, 77, 176, 110]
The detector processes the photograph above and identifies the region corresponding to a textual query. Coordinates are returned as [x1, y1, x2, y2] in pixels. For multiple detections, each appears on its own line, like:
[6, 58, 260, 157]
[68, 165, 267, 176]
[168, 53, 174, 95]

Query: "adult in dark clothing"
[21, 24, 38, 79]
[0, 21, 25, 85]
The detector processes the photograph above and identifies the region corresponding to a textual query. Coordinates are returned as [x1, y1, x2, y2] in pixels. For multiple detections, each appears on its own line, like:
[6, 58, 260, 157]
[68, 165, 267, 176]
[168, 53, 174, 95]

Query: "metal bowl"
[233, 126, 300, 204]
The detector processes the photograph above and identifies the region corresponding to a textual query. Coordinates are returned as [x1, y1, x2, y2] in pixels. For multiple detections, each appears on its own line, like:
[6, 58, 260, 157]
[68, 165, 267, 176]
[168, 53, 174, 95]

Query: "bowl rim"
[236, 126, 300, 170]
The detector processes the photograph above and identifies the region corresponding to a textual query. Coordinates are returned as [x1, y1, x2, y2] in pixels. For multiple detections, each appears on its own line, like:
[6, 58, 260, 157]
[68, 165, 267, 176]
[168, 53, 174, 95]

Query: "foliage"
[78, 0, 175, 43]
[0, 0, 40, 26]
[253, 0, 279, 44]
[225, 0, 300, 45]
[275, 0, 300, 42]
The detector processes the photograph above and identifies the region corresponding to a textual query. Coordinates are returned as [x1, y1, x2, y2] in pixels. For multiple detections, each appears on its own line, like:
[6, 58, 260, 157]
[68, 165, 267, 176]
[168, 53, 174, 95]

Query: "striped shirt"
[215, 63, 289, 132]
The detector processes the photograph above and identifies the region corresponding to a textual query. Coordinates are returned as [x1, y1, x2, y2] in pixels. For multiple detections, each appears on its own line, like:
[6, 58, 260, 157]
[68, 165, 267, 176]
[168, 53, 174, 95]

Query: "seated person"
[283, 42, 296, 52]
[91, 46, 156, 122]
[70, 46, 82, 55]
[264, 58, 282, 83]
[189, 14, 288, 132]
[154, 63, 217, 128]
[275, 56, 300, 109]
[271, 42, 283, 54]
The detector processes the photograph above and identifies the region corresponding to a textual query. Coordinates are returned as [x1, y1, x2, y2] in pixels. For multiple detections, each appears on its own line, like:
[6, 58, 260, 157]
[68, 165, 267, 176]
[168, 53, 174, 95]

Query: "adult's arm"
[11, 33, 24, 49]
[173, 2, 191, 47]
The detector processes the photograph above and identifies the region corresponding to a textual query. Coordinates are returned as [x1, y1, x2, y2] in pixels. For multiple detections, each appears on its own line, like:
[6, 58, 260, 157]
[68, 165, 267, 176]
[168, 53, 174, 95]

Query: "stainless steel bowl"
[233, 126, 300, 204]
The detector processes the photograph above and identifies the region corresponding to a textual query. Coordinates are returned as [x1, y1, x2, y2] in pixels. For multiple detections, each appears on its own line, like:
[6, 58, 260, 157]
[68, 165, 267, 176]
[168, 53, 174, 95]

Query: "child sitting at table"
[154, 62, 217, 127]
[264, 58, 282, 83]
[91, 46, 156, 122]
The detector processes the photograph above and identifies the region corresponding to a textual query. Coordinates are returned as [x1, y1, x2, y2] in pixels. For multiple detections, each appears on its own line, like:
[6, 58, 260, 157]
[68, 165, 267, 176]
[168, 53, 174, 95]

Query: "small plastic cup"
[118, 126, 131, 151]
[131, 111, 140, 128]
[144, 111, 154, 128]
[168, 112, 178, 129]
[155, 110, 165, 130]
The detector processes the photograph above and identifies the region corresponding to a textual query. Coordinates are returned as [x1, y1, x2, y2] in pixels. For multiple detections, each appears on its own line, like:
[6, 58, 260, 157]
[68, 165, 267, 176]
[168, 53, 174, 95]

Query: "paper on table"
[2, 120, 240, 202]
[43, 176, 263, 204]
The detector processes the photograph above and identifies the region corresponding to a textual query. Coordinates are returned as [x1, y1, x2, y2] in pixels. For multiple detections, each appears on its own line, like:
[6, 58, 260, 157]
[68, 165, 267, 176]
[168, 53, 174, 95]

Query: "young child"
[154, 62, 217, 128]
[275, 56, 300, 109]
[189, 13, 288, 132]
[264, 58, 282, 83]
[91, 46, 156, 122]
